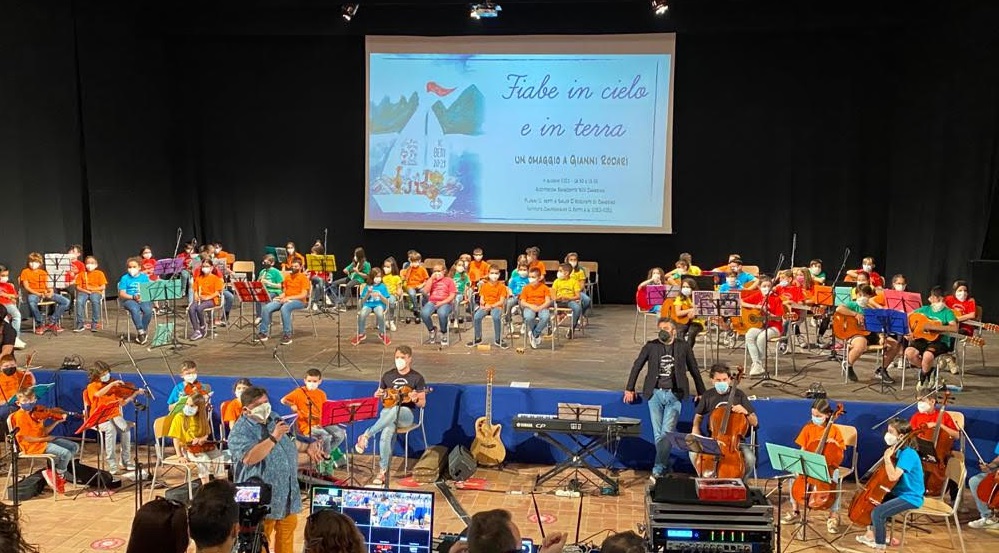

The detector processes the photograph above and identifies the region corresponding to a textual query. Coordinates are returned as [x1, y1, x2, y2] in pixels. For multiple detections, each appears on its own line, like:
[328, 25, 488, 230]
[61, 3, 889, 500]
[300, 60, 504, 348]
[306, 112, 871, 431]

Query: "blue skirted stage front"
[33, 370, 999, 479]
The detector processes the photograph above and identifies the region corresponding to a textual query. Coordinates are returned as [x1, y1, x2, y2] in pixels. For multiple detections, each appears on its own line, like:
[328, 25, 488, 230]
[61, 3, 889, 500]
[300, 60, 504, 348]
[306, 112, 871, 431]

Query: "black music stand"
[661, 431, 722, 471]
[693, 290, 741, 363]
[74, 402, 120, 500]
[766, 443, 838, 552]
[852, 308, 907, 397]
[264, 246, 288, 266]
[232, 281, 270, 347]
[323, 397, 379, 486]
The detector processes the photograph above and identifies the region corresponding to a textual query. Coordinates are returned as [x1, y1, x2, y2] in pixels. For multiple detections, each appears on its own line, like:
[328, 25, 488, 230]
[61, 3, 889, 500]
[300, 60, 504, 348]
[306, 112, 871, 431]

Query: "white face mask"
[955, 291, 968, 301]
[456, 266, 464, 273]
[201, 267, 212, 275]
[931, 302, 945, 312]
[556, 271, 565, 279]
[29, 262, 40, 270]
[916, 401, 932, 414]
[473, 255, 483, 261]
[249, 402, 272, 422]
[0, 276, 8, 284]
[183, 373, 198, 384]
[100, 373, 111, 383]
[383, 267, 392, 274]
[759, 287, 771, 295]
[681, 287, 692, 296]
[183, 405, 198, 417]
[569, 261, 577, 267]
[305, 382, 319, 391]
[235, 388, 247, 400]
[287, 248, 295, 254]
[411, 262, 421, 267]
[373, 277, 382, 284]
[528, 277, 538, 284]
[128, 267, 140, 277]
[779, 279, 789, 287]
[394, 357, 407, 370]
[857, 296, 870, 307]
[517, 270, 528, 278]
[894, 284, 906, 291]
[862, 264, 873, 272]
[652, 273, 662, 282]
[489, 273, 499, 281]
[86, 264, 97, 271]
[809, 267, 820, 275]
[142, 252, 153, 259]
[884, 432, 899, 446]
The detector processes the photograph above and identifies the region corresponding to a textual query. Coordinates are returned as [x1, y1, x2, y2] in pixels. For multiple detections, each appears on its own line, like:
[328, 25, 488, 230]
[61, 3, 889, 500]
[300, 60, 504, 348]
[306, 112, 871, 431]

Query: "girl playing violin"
[781, 399, 846, 534]
[12, 388, 79, 493]
[855, 418, 924, 550]
[167, 394, 222, 483]
[85, 361, 145, 474]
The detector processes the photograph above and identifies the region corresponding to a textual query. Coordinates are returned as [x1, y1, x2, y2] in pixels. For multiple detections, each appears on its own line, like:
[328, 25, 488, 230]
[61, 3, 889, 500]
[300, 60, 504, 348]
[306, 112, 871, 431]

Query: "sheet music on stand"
[643, 285, 669, 309]
[833, 286, 853, 306]
[264, 246, 288, 264]
[153, 258, 185, 278]
[306, 254, 338, 274]
[556, 403, 601, 422]
[232, 281, 270, 344]
[692, 291, 741, 318]
[44, 253, 74, 290]
[883, 290, 922, 314]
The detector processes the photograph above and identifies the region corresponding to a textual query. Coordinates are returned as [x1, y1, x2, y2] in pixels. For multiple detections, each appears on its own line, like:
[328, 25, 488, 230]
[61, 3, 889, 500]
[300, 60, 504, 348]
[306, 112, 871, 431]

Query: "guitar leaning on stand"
[470, 368, 506, 467]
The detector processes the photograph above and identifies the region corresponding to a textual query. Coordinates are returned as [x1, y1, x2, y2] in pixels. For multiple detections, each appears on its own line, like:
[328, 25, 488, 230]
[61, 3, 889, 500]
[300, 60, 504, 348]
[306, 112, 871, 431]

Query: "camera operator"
[453, 509, 566, 553]
[599, 532, 646, 553]
[228, 386, 322, 553]
[188, 479, 239, 553]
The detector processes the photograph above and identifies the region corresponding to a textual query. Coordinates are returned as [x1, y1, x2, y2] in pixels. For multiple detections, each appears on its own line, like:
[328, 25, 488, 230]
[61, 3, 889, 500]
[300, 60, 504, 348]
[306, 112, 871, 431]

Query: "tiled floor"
[11, 448, 999, 553]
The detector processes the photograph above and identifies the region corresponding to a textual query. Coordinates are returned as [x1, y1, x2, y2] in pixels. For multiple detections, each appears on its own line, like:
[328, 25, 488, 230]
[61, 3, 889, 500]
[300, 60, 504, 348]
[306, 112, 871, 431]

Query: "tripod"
[325, 307, 359, 372]
[75, 403, 119, 501]
[158, 228, 194, 353]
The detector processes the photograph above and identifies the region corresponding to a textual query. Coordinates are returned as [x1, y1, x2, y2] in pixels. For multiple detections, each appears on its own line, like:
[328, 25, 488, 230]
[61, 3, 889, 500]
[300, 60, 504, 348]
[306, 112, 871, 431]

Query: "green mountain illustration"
[432, 85, 485, 135]
[370, 92, 419, 134]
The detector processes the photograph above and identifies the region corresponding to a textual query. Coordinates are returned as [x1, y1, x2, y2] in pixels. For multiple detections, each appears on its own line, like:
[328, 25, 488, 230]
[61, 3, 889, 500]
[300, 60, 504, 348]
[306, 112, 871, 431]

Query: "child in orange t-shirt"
[84, 361, 144, 473]
[0, 354, 34, 414]
[467, 263, 509, 348]
[20, 252, 70, 334]
[188, 263, 225, 340]
[400, 252, 430, 323]
[12, 388, 79, 493]
[281, 368, 346, 457]
[519, 267, 553, 349]
[222, 378, 252, 431]
[467, 248, 490, 285]
[74, 256, 108, 332]
[784, 398, 847, 531]
[525, 246, 547, 282]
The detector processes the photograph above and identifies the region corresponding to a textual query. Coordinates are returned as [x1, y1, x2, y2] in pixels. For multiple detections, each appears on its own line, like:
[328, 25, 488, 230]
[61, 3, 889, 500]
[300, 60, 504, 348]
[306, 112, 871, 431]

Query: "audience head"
[126, 257, 141, 276]
[88, 360, 112, 383]
[431, 263, 446, 279]
[528, 268, 542, 283]
[353, 247, 366, 264]
[680, 278, 697, 295]
[394, 345, 413, 371]
[291, 259, 303, 273]
[409, 252, 422, 266]
[124, 497, 189, 553]
[472, 248, 484, 260]
[68, 244, 82, 259]
[952, 279, 969, 301]
[557, 263, 572, 278]
[0, 502, 39, 553]
[776, 269, 792, 286]
[886, 417, 913, 441]
[450, 261, 465, 277]
[184, 240, 197, 255]
[791, 267, 812, 287]
[286, 241, 297, 254]
[525, 246, 540, 262]
[188, 479, 239, 552]
[647, 267, 664, 283]
[564, 252, 579, 267]
[85, 256, 99, 271]
[809, 259, 823, 275]
[467, 509, 520, 553]
[15, 388, 37, 409]
[488, 264, 501, 282]
[180, 360, 198, 381]
[811, 397, 834, 419]
[854, 271, 870, 288]
[311, 241, 325, 255]
[757, 276, 773, 294]
[305, 368, 323, 388]
[0, 354, 17, 376]
[140, 246, 153, 259]
[600, 531, 646, 553]
[516, 262, 529, 278]
[674, 259, 689, 273]
[679, 252, 693, 265]
[458, 254, 472, 269]
[727, 257, 743, 273]
[862, 257, 875, 272]
[927, 286, 946, 310]
[856, 284, 876, 301]
[304, 510, 366, 553]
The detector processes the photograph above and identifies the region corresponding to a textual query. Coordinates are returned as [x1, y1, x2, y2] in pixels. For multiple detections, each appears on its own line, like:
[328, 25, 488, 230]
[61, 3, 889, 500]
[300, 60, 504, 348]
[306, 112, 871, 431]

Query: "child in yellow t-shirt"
[564, 252, 591, 314]
[381, 257, 403, 331]
[551, 263, 583, 338]
[168, 394, 221, 481]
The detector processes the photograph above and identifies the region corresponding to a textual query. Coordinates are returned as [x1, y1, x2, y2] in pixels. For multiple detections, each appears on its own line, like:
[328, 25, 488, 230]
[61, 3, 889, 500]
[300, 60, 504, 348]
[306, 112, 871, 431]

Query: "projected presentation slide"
[311, 486, 434, 553]
[365, 34, 675, 234]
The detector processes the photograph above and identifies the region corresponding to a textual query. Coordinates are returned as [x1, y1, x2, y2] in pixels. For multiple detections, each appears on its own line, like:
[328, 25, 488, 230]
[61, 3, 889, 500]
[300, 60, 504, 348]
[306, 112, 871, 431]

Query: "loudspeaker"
[447, 445, 477, 482]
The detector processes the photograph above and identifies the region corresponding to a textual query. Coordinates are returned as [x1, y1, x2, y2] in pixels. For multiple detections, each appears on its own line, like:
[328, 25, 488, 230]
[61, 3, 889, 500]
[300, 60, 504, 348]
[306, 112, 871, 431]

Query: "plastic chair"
[958, 306, 986, 378]
[579, 261, 600, 305]
[948, 410, 965, 460]
[486, 259, 508, 281]
[371, 407, 428, 475]
[148, 415, 195, 501]
[81, 294, 109, 330]
[21, 289, 56, 333]
[832, 423, 860, 487]
[900, 456, 967, 553]
[633, 303, 660, 343]
[4, 414, 76, 501]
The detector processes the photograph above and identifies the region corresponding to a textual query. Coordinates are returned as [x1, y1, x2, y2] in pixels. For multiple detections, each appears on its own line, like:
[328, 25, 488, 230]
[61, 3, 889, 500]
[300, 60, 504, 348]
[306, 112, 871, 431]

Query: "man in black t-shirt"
[690, 364, 758, 480]
[354, 345, 427, 486]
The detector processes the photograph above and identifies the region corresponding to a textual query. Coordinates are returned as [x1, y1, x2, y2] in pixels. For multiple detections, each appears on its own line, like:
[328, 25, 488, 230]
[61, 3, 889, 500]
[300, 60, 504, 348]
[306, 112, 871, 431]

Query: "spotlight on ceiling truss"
[651, 0, 669, 16]
[470, 3, 502, 19]
[342, 3, 360, 22]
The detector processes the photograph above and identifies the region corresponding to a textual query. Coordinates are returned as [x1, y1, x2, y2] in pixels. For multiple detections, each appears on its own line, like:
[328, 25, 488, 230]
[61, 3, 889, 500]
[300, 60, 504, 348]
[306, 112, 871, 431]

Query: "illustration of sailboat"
[372, 81, 460, 213]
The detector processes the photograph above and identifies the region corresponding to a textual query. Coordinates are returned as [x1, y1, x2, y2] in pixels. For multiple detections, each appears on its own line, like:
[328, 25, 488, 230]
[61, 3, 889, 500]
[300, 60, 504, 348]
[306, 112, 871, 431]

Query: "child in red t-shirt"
[944, 279, 977, 336]
[741, 276, 785, 376]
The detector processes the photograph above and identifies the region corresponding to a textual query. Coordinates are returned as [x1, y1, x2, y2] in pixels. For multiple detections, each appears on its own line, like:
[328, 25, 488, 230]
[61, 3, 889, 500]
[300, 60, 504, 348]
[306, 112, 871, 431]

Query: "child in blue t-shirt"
[505, 261, 531, 323]
[353, 268, 391, 346]
[856, 418, 924, 550]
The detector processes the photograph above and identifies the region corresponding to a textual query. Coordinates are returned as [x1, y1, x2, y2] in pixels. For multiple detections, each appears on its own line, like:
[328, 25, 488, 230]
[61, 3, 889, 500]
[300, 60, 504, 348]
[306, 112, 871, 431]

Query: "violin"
[29, 405, 81, 422]
[848, 425, 924, 526]
[187, 440, 220, 455]
[184, 381, 210, 398]
[915, 390, 955, 496]
[791, 403, 846, 511]
[694, 367, 749, 479]
[107, 380, 141, 400]
[382, 386, 433, 408]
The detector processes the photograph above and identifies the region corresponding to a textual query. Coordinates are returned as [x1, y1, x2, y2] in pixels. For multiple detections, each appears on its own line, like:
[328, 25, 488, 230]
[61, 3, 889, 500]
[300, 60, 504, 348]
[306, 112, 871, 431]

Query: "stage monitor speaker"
[448, 445, 477, 482]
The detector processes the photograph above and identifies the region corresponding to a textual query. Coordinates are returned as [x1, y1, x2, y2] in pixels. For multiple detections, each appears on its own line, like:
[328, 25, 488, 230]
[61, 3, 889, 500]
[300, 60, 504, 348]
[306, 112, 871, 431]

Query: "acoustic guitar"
[669, 298, 693, 325]
[470, 368, 506, 467]
[908, 312, 945, 341]
[831, 312, 869, 340]
[729, 308, 764, 335]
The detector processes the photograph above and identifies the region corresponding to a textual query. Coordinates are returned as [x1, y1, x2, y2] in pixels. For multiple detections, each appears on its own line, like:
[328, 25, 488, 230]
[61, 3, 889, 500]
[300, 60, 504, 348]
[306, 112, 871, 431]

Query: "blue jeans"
[45, 438, 80, 475]
[308, 425, 347, 456]
[259, 299, 305, 336]
[181, 270, 194, 304]
[580, 291, 592, 314]
[75, 292, 102, 326]
[364, 406, 415, 472]
[871, 496, 918, 545]
[473, 307, 503, 342]
[121, 299, 153, 332]
[405, 288, 423, 314]
[330, 278, 357, 307]
[358, 305, 386, 335]
[188, 299, 216, 331]
[649, 389, 682, 475]
[970, 472, 992, 518]
[421, 301, 452, 333]
[556, 300, 582, 328]
[222, 290, 234, 317]
[27, 293, 70, 325]
[522, 307, 551, 338]
[4, 304, 22, 337]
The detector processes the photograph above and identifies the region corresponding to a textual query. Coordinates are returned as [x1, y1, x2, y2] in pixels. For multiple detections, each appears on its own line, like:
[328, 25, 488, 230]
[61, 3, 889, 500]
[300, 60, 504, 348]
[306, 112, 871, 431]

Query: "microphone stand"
[7, 427, 21, 514]
[750, 255, 796, 391]
[165, 227, 193, 352]
[120, 336, 155, 497]
[824, 248, 851, 361]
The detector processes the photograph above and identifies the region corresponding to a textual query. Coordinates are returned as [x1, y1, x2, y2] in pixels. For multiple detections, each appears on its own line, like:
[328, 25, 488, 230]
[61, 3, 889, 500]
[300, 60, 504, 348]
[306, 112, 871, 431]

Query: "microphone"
[177, 227, 182, 237]
[324, 228, 328, 234]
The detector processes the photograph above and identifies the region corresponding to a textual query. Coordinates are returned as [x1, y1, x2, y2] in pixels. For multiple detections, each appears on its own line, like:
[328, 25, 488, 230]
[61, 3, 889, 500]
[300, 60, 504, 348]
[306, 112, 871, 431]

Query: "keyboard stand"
[531, 429, 621, 495]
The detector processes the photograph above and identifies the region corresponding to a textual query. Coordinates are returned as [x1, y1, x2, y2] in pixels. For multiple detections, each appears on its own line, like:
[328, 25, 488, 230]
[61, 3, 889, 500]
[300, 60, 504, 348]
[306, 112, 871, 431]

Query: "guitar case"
[6, 470, 46, 500]
[412, 445, 449, 484]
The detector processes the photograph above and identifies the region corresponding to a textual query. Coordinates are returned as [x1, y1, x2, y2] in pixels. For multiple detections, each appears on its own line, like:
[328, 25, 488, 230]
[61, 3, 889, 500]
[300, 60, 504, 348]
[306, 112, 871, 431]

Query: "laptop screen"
[310, 486, 435, 553]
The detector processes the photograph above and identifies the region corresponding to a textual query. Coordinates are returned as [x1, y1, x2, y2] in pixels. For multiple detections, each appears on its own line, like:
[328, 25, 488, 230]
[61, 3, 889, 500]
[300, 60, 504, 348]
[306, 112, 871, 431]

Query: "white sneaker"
[749, 363, 766, 376]
[389, 321, 397, 332]
[969, 517, 999, 529]
[13, 338, 26, 350]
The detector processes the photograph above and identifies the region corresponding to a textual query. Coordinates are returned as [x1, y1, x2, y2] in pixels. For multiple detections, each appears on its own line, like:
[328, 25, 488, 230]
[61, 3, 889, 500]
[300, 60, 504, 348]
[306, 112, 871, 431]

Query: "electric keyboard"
[512, 414, 642, 437]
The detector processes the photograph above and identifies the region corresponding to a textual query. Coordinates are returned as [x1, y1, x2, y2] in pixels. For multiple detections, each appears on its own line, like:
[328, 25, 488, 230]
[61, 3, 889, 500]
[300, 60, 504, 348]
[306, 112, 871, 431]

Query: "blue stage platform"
[33, 370, 999, 479]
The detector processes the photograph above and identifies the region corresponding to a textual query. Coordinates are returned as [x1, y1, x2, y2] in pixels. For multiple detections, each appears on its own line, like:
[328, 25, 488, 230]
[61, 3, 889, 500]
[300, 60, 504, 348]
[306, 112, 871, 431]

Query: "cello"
[968, 440, 999, 512]
[694, 367, 749, 479]
[914, 390, 955, 496]
[791, 403, 846, 510]
[848, 424, 924, 526]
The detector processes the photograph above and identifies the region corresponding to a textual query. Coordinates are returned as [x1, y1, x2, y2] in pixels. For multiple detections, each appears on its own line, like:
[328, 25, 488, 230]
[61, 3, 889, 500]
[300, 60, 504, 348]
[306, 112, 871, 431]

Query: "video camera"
[234, 478, 272, 553]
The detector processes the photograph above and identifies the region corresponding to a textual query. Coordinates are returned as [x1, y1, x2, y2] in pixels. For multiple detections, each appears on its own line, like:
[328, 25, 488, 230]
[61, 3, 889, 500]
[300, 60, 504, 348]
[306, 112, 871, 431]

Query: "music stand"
[692, 275, 717, 291]
[322, 397, 379, 486]
[853, 308, 907, 397]
[5, 384, 53, 407]
[142, 280, 187, 351]
[884, 290, 922, 314]
[661, 431, 722, 470]
[232, 281, 270, 346]
[643, 285, 669, 310]
[557, 403, 601, 422]
[833, 287, 853, 307]
[264, 246, 288, 265]
[765, 443, 838, 552]
[74, 402, 120, 500]
[43, 253, 74, 292]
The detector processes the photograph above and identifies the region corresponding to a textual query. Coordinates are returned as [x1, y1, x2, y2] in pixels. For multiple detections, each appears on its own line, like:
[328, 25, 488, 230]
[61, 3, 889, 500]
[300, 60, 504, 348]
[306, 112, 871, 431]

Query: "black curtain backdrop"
[3, 0, 999, 305]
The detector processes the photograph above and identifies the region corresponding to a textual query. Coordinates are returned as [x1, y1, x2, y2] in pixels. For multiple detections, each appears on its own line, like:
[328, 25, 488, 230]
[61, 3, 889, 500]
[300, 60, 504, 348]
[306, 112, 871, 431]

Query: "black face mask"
[262, 261, 272, 268]
[1, 367, 16, 376]
[658, 330, 675, 344]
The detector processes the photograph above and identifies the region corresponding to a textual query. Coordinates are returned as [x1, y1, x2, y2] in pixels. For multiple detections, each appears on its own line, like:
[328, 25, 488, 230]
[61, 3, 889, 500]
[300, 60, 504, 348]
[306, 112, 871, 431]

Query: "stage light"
[470, 3, 502, 19]
[342, 3, 359, 22]
[651, 0, 668, 16]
